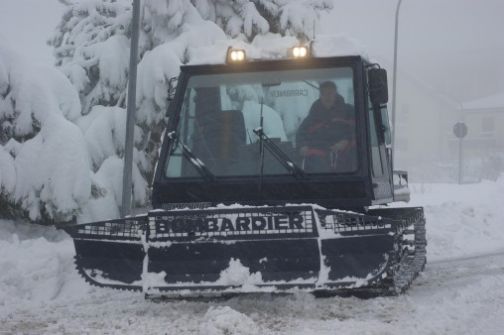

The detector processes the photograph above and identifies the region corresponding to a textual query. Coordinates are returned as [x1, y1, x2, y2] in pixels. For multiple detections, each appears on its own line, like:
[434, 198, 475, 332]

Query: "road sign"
[453, 122, 468, 139]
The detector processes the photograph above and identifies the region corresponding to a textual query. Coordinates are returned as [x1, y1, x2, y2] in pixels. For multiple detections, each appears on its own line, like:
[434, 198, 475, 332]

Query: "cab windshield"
[165, 67, 358, 178]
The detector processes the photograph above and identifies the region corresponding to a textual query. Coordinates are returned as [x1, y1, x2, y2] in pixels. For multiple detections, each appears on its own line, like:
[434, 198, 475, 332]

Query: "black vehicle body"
[152, 56, 394, 211]
[63, 55, 425, 297]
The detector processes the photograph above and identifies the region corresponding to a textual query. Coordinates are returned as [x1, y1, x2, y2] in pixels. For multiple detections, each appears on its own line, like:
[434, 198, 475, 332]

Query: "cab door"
[367, 98, 394, 203]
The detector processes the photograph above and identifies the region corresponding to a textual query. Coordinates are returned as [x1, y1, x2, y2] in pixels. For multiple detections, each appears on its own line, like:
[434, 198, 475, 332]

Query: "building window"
[482, 116, 495, 133]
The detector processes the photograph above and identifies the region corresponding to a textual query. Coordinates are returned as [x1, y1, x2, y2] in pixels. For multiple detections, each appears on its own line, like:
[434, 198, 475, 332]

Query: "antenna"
[311, 21, 316, 56]
[258, 97, 265, 194]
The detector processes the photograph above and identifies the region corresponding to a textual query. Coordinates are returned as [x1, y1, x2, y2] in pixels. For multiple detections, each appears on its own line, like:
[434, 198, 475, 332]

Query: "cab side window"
[380, 107, 391, 146]
[368, 106, 384, 176]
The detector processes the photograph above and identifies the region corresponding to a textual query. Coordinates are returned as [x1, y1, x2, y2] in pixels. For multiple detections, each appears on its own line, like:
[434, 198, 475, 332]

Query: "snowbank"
[200, 306, 259, 335]
[408, 179, 504, 261]
[0, 220, 91, 311]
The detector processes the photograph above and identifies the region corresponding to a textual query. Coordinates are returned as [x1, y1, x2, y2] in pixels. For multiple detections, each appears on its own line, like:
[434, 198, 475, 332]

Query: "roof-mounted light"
[226, 47, 246, 63]
[289, 46, 309, 59]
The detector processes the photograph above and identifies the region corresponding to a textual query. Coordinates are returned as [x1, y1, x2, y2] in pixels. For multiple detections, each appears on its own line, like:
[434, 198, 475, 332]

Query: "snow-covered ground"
[1, 179, 503, 334]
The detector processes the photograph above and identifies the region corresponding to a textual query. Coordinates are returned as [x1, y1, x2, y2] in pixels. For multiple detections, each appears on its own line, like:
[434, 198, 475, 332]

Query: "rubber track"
[386, 211, 427, 294]
[74, 257, 142, 292]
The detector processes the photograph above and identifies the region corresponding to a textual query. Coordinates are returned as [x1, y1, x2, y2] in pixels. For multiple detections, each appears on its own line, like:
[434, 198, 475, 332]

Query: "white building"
[457, 92, 504, 180]
[388, 65, 460, 182]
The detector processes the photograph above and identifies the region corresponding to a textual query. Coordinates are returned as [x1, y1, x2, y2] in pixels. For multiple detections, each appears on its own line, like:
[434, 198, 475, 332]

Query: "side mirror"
[168, 76, 178, 101]
[368, 68, 388, 106]
[165, 77, 179, 118]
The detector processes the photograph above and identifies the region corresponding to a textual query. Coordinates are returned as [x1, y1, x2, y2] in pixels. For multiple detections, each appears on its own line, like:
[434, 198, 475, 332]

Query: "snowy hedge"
[0, 44, 90, 222]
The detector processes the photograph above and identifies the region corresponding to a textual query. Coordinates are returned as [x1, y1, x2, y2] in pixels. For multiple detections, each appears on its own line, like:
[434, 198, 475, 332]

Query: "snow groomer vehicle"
[63, 45, 426, 297]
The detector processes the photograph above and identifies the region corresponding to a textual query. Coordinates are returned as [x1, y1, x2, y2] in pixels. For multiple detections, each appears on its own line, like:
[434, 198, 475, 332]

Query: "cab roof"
[179, 55, 367, 76]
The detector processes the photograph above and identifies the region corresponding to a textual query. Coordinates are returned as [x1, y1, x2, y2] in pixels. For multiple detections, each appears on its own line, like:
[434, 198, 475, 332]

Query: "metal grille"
[366, 207, 423, 230]
[315, 209, 394, 235]
[148, 206, 316, 241]
[74, 216, 147, 241]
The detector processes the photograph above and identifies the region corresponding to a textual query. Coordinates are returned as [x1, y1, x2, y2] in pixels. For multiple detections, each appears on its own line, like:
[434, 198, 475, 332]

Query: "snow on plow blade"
[63, 206, 424, 296]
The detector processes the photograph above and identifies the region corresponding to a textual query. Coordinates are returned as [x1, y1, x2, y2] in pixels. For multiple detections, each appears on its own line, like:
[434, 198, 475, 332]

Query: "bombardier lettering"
[157, 214, 307, 235]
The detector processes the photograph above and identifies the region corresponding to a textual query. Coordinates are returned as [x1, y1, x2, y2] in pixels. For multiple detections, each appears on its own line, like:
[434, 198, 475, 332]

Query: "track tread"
[74, 256, 142, 293]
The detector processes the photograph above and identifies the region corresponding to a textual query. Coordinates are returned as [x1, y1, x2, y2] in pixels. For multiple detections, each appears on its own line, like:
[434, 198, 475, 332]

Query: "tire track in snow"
[419, 250, 504, 288]
[429, 249, 504, 265]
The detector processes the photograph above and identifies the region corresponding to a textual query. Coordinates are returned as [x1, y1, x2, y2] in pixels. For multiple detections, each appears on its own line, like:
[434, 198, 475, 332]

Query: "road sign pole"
[458, 137, 463, 184]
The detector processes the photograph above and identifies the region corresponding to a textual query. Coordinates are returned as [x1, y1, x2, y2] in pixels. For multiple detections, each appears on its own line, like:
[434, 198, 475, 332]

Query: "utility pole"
[391, 0, 403, 157]
[121, 0, 141, 218]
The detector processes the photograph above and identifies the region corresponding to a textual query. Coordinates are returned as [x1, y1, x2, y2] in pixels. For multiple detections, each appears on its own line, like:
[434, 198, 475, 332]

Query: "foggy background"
[322, 0, 504, 102]
[320, 0, 504, 182]
[1, 0, 503, 183]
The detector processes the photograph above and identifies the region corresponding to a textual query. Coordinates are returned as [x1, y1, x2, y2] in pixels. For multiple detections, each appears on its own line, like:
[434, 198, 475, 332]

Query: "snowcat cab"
[63, 48, 426, 297]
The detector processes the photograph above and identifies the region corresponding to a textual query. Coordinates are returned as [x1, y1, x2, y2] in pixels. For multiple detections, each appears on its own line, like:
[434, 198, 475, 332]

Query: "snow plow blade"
[62, 205, 426, 296]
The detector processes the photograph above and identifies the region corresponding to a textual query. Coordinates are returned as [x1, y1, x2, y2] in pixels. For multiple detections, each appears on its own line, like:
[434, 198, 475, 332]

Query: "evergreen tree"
[50, 0, 332, 114]
[0, 43, 91, 222]
[45, 0, 332, 220]
[193, 0, 332, 41]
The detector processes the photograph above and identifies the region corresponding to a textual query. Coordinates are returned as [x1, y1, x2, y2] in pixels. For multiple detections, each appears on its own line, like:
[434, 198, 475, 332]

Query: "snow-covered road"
[1, 251, 503, 335]
[1, 179, 503, 334]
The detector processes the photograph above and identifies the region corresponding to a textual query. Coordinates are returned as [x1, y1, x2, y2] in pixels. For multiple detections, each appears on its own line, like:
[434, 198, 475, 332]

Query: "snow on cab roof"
[186, 33, 369, 66]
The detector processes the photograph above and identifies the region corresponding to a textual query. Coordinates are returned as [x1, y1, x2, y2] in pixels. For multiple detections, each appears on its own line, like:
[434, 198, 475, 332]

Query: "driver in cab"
[296, 81, 356, 173]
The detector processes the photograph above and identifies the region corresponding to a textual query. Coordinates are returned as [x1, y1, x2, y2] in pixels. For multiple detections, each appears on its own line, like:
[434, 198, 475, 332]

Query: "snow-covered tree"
[48, 0, 228, 213]
[50, 0, 332, 117]
[0, 41, 149, 223]
[0, 0, 333, 223]
[193, 0, 332, 41]
[5, 0, 329, 222]
[0, 43, 91, 222]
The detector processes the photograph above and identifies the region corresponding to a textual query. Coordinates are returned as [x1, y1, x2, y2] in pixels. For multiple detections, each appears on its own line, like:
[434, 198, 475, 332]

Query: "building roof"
[462, 92, 504, 112]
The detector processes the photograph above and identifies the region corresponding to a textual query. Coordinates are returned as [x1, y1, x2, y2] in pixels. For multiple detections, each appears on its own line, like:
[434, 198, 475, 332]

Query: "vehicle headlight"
[289, 46, 309, 59]
[227, 48, 246, 63]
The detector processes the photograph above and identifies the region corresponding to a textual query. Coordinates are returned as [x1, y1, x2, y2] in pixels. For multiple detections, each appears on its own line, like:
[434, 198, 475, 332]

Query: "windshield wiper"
[167, 132, 214, 182]
[253, 127, 305, 179]
[303, 80, 319, 90]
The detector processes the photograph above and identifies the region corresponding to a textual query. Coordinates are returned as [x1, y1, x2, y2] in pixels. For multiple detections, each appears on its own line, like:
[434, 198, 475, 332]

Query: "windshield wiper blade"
[180, 143, 215, 182]
[253, 127, 305, 179]
[167, 132, 214, 182]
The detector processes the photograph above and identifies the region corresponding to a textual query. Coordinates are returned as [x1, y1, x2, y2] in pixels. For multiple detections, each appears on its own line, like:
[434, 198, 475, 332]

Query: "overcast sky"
[321, 0, 504, 102]
[0, 0, 64, 65]
[1, 0, 502, 101]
